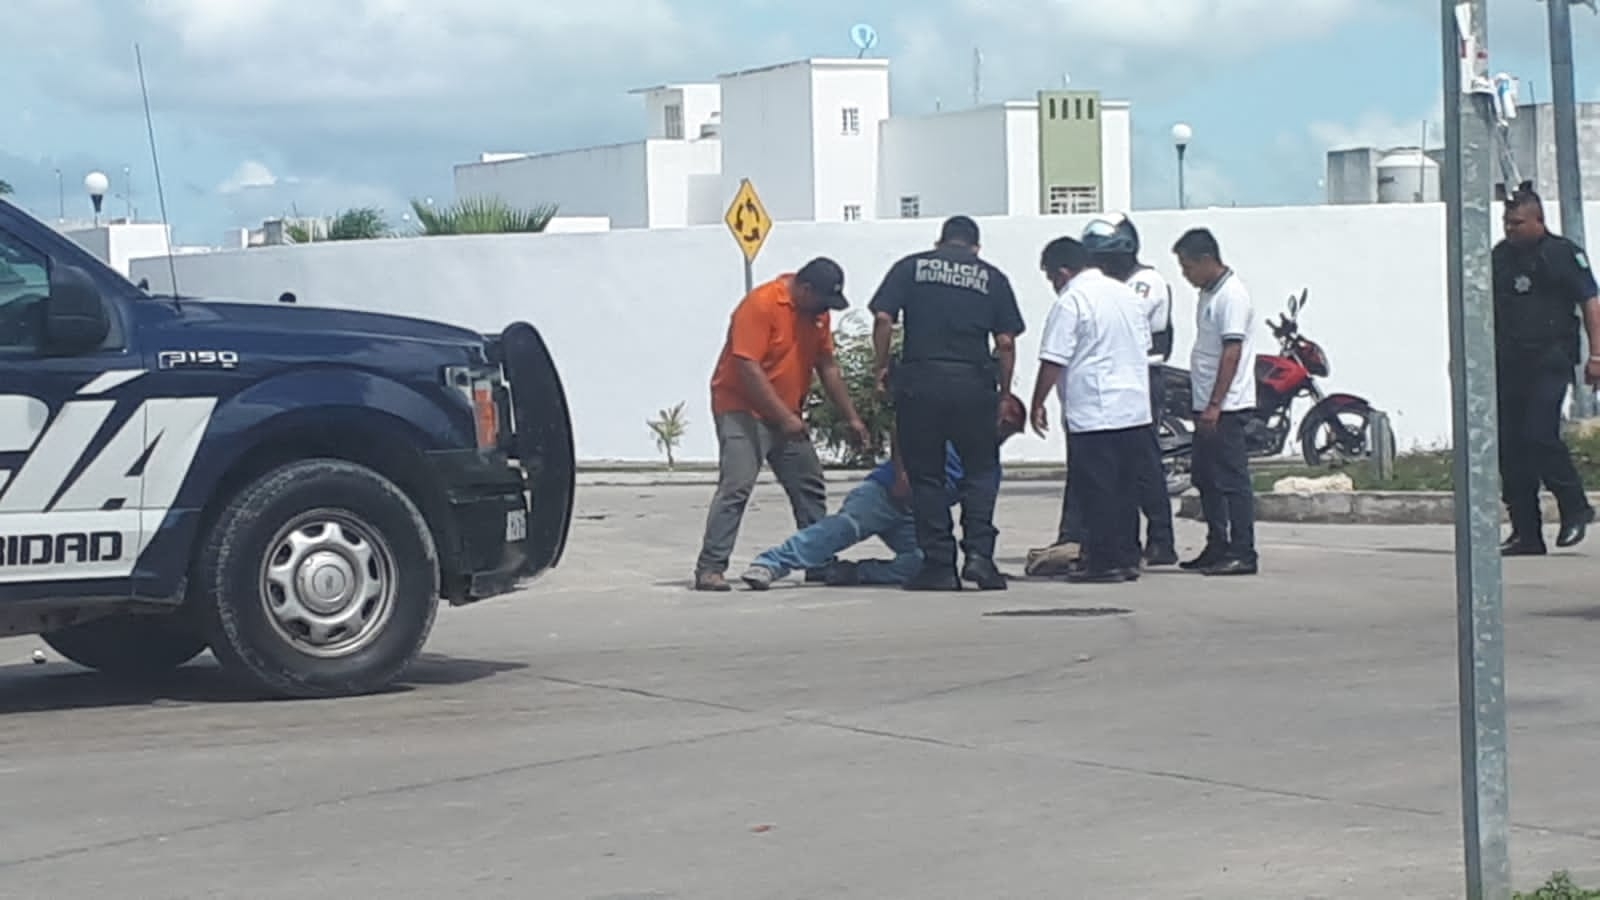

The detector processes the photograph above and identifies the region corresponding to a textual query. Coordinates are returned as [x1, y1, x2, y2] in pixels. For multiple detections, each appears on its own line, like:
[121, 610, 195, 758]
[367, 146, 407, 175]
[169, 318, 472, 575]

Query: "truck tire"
[42, 613, 208, 676]
[193, 459, 440, 699]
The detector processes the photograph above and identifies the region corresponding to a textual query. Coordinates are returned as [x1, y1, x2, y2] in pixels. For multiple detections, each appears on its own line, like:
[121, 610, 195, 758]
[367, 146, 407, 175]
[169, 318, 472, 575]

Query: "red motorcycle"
[1156, 289, 1390, 493]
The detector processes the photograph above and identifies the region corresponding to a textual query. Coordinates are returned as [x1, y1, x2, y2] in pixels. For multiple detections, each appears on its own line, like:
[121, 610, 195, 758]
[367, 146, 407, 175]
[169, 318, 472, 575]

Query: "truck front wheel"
[42, 614, 208, 676]
[194, 459, 440, 699]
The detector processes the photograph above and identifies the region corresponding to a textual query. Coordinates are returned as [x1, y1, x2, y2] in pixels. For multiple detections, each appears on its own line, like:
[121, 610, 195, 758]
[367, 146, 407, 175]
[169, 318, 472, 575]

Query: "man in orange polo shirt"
[694, 258, 871, 591]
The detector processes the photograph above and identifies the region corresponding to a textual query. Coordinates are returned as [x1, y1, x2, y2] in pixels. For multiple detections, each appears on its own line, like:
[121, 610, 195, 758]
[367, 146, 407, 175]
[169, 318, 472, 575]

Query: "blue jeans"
[751, 481, 923, 585]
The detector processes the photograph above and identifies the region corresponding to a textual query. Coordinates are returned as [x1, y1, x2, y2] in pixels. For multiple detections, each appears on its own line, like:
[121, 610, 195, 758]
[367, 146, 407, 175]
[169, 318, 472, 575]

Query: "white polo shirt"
[1189, 269, 1257, 412]
[1037, 267, 1154, 434]
[1127, 266, 1174, 359]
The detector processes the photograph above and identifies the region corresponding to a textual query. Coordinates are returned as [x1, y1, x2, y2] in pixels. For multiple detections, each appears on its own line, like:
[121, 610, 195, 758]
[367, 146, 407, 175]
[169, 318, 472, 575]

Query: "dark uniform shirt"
[867, 246, 1026, 369]
[1492, 232, 1598, 367]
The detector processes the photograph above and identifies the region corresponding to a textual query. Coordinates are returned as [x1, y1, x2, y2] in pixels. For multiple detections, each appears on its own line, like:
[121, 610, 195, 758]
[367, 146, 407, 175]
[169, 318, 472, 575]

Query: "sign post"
[1441, 2, 1513, 898]
[724, 178, 772, 294]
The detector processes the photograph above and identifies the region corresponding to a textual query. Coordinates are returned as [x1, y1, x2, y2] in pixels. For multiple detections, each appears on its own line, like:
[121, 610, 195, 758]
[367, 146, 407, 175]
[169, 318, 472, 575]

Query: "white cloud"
[217, 161, 280, 194]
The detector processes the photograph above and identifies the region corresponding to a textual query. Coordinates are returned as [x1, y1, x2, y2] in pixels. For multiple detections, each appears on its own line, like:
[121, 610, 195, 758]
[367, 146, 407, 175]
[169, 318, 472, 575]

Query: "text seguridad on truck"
[0, 197, 577, 699]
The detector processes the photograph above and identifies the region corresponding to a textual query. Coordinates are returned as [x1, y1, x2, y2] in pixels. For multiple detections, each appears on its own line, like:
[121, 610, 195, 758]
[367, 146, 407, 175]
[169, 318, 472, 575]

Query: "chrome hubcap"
[261, 512, 397, 658]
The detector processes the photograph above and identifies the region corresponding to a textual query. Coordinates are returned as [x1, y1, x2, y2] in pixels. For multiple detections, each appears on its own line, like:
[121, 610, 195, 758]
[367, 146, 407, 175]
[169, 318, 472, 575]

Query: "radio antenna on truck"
[134, 42, 182, 310]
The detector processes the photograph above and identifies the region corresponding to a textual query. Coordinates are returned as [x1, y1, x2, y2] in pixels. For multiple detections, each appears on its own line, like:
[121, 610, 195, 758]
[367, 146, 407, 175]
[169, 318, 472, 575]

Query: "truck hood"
[165, 297, 489, 349]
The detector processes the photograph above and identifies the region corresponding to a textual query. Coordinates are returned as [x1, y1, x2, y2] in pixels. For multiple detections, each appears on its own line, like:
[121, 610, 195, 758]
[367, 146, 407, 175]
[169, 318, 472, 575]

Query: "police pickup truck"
[0, 198, 576, 698]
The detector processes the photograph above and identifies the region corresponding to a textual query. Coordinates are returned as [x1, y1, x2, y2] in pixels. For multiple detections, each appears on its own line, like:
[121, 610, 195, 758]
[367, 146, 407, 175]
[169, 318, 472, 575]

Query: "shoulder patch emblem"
[1577, 252, 1590, 271]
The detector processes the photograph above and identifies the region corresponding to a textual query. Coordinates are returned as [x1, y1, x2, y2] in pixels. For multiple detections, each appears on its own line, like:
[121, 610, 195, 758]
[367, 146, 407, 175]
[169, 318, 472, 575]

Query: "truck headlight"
[444, 364, 505, 450]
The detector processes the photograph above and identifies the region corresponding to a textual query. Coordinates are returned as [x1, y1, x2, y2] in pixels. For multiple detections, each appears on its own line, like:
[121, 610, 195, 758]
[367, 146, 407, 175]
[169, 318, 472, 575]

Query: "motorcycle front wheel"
[1158, 415, 1194, 496]
[1300, 403, 1393, 467]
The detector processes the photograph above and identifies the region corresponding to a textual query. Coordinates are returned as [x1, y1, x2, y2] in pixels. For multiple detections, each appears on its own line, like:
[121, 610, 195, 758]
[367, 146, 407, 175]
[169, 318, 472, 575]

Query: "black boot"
[903, 566, 962, 592]
[960, 557, 1008, 591]
[1557, 506, 1595, 548]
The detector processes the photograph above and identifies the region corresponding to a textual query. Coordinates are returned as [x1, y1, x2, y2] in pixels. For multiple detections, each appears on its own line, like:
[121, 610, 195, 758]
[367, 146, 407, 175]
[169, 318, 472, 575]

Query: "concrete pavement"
[2, 482, 1599, 898]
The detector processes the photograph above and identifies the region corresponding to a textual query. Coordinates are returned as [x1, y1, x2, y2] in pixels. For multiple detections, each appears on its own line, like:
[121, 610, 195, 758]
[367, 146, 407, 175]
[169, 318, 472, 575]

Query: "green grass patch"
[1251, 427, 1600, 493]
[1516, 871, 1600, 899]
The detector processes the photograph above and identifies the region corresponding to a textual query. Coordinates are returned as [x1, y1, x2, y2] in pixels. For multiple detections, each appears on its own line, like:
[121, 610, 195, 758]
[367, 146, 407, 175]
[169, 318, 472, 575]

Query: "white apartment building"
[452, 56, 1135, 230]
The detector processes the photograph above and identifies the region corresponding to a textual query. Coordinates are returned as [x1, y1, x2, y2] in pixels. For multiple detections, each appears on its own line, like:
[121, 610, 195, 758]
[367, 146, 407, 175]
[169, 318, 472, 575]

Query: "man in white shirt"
[1173, 227, 1258, 576]
[1028, 215, 1179, 576]
[1028, 236, 1158, 583]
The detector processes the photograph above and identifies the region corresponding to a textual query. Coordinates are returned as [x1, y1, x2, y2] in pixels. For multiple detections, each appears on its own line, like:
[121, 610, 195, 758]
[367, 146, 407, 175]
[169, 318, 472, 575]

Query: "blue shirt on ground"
[864, 442, 1003, 506]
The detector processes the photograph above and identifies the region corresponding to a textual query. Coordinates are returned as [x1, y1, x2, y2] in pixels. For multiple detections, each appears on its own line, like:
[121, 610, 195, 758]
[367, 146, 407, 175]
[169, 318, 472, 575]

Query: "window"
[843, 205, 862, 222]
[1046, 185, 1101, 215]
[899, 195, 920, 218]
[841, 107, 860, 136]
[0, 230, 50, 352]
[664, 103, 684, 139]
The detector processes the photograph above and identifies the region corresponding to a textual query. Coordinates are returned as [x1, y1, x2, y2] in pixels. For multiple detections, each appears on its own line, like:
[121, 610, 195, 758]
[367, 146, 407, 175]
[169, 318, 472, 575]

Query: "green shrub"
[1514, 870, 1600, 899]
[805, 315, 901, 468]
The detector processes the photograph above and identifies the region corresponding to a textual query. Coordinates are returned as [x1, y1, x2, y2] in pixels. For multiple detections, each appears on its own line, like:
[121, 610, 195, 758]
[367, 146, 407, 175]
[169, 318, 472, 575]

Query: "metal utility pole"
[1441, 2, 1513, 898]
[1546, 0, 1597, 416]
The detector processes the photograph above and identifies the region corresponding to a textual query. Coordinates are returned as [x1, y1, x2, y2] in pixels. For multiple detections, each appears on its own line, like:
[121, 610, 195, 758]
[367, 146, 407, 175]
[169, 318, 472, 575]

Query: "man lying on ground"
[741, 394, 1027, 590]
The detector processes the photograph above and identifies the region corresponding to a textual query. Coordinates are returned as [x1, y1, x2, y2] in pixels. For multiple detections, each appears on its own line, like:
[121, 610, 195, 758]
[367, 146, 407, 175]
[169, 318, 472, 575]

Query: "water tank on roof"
[700, 111, 721, 139]
[1376, 147, 1440, 203]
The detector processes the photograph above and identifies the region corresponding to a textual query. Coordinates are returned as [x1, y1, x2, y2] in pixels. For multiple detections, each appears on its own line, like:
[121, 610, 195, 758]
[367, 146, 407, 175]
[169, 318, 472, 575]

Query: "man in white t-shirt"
[1027, 236, 1158, 583]
[1173, 227, 1258, 576]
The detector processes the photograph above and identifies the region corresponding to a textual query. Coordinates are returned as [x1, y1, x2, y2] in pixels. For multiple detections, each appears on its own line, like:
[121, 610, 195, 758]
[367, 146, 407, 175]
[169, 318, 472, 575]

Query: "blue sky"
[3, 0, 1598, 246]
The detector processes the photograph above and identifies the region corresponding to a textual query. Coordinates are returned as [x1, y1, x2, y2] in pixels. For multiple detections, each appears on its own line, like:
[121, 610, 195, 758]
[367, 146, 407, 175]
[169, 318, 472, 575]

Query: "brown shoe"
[694, 571, 732, 592]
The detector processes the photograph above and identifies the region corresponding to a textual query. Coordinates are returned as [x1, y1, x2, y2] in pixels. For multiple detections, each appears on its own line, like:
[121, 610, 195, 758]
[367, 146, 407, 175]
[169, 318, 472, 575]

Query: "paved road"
[3, 483, 1599, 899]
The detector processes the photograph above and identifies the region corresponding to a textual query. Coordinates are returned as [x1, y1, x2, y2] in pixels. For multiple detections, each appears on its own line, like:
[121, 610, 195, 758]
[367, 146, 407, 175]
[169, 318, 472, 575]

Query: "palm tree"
[410, 195, 558, 235]
[326, 206, 391, 240]
[0, 179, 13, 196]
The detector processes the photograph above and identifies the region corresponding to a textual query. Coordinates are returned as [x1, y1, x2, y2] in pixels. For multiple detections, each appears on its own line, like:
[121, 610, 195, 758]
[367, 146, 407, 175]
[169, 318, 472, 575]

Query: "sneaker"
[740, 565, 777, 591]
[694, 571, 732, 592]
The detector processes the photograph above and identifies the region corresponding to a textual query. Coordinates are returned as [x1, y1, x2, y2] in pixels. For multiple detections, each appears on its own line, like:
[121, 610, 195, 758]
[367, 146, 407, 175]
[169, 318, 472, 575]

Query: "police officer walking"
[1494, 184, 1600, 556]
[868, 216, 1027, 591]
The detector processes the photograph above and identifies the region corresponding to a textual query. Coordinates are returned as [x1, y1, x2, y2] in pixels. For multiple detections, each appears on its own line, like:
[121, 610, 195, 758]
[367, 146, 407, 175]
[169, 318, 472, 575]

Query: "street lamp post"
[84, 171, 109, 226]
[1171, 123, 1193, 210]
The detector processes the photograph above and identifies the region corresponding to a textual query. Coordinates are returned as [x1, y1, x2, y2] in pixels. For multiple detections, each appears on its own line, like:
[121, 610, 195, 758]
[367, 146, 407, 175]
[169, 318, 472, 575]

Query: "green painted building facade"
[1036, 89, 1104, 215]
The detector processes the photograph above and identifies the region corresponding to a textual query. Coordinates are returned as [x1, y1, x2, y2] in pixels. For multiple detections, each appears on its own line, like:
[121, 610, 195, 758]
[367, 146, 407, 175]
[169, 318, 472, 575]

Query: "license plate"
[505, 509, 528, 542]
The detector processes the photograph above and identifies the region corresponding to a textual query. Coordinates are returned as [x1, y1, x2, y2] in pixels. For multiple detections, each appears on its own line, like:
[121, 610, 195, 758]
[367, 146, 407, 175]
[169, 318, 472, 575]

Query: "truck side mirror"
[43, 264, 111, 355]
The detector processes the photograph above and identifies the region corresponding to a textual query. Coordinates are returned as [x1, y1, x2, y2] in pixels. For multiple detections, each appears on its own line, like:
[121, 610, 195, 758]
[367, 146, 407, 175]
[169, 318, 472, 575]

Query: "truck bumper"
[427, 321, 575, 606]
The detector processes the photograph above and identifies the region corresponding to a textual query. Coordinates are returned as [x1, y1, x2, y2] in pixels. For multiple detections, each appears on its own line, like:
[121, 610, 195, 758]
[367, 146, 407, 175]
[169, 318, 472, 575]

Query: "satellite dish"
[850, 23, 879, 57]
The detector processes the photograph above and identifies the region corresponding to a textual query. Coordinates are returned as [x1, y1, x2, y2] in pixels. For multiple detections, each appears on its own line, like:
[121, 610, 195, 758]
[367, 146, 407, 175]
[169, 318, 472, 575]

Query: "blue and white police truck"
[0, 197, 576, 698]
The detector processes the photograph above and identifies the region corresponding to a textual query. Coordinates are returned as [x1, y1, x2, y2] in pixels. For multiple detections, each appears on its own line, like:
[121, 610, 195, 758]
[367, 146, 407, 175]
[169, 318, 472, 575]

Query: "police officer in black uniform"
[869, 216, 1026, 591]
[1494, 184, 1600, 556]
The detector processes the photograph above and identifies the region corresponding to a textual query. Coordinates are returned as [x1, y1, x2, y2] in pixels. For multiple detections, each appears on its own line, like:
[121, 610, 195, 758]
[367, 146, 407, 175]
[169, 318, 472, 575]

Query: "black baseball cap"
[795, 257, 849, 310]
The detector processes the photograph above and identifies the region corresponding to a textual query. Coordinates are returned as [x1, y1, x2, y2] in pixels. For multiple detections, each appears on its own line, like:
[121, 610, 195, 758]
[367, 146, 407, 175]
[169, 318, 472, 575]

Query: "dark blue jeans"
[1192, 410, 1256, 563]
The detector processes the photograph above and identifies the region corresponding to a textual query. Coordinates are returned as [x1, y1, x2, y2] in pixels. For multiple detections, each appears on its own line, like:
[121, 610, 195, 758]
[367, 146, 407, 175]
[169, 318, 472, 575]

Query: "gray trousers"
[695, 411, 829, 575]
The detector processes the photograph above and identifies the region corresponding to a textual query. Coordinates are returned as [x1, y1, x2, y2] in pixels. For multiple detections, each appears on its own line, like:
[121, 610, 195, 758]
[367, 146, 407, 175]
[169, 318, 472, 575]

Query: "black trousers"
[1056, 364, 1173, 550]
[1192, 410, 1256, 562]
[1066, 426, 1147, 573]
[1498, 362, 1592, 539]
[892, 361, 1001, 573]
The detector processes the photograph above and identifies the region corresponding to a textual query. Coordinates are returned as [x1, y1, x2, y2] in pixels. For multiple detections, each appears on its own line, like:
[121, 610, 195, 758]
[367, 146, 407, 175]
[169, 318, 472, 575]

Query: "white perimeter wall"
[131, 202, 1600, 466]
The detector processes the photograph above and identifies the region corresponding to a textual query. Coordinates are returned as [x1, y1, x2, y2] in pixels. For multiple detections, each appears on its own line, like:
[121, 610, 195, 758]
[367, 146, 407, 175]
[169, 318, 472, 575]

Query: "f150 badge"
[159, 350, 239, 370]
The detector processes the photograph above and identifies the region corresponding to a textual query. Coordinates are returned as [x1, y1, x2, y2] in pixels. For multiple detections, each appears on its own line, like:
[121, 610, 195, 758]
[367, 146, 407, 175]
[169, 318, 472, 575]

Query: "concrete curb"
[577, 465, 1068, 487]
[1177, 491, 1600, 525]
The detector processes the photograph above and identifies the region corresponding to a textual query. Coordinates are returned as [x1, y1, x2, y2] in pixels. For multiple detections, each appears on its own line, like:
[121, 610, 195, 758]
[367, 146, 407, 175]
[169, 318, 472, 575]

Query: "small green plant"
[1514, 870, 1600, 899]
[806, 314, 902, 468]
[410, 195, 559, 235]
[646, 402, 688, 469]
